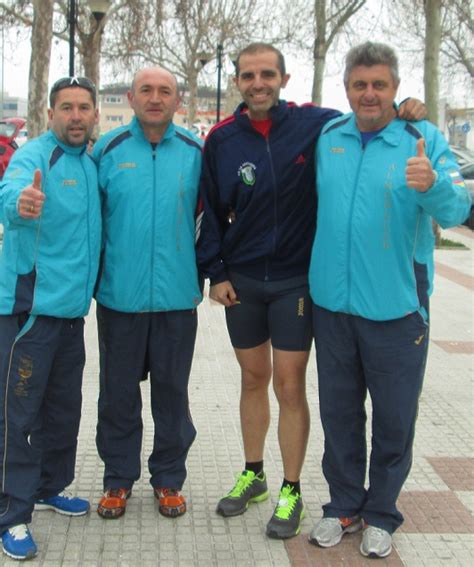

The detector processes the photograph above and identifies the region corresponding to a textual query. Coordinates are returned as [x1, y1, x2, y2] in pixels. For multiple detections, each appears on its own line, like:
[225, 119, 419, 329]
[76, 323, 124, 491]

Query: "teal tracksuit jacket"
[309, 115, 471, 321]
[93, 118, 203, 312]
[0, 130, 101, 317]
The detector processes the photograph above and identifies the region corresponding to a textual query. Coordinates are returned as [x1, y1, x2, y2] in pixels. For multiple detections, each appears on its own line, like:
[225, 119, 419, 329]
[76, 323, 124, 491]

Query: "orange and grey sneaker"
[97, 488, 131, 519]
[154, 488, 187, 518]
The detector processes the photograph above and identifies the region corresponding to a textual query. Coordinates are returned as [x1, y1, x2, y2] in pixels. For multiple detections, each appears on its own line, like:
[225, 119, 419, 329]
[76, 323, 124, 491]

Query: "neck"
[141, 122, 170, 143]
[356, 108, 396, 133]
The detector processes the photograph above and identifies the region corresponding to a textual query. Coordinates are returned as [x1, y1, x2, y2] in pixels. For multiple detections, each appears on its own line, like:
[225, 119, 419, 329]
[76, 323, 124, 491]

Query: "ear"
[94, 108, 99, 125]
[47, 108, 54, 121]
[281, 73, 291, 89]
[127, 90, 133, 107]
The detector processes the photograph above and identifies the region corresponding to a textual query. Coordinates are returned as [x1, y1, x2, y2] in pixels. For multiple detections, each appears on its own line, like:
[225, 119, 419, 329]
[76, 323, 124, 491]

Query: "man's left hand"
[398, 98, 427, 121]
[406, 138, 437, 192]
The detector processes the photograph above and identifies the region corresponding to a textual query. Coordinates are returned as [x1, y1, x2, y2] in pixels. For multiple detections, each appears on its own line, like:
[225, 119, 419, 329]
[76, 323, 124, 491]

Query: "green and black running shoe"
[216, 470, 269, 517]
[266, 485, 305, 539]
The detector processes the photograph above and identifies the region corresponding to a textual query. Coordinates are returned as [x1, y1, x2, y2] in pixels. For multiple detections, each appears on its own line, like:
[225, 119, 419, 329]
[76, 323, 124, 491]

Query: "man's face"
[346, 64, 399, 131]
[128, 68, 180, 134]
[234, 50, 290, 120]
[48, 87, 98, 147]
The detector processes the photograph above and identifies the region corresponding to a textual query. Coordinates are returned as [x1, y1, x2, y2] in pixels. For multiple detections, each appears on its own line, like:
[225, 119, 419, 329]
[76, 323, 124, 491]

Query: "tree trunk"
[311, 0, 327, 105]
[80, 22, 106, 88]
[186, 68, 199, 127]
[28, 0, 53, 138]
[424, 0, 442, 125]
[424, 0, 442, 247]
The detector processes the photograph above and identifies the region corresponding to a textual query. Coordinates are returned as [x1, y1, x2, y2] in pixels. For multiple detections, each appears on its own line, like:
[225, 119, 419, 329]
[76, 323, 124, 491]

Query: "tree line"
[0, 0, 472, 137]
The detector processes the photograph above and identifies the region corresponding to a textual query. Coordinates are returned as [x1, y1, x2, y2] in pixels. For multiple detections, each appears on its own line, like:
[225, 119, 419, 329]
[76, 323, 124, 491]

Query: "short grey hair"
[343, 42, 400, 87]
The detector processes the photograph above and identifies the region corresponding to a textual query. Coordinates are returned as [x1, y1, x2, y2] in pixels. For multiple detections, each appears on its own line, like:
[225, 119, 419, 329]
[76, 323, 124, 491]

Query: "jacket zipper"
[83, 156, 92, 314]
[266, 138, 278, 281]
[151, 144, 157, 310]
[347, 138, 364, 311]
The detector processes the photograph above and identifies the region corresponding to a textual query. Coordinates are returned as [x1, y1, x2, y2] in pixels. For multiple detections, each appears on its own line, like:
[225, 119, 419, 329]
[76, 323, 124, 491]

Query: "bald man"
[92, 67, 203, 520]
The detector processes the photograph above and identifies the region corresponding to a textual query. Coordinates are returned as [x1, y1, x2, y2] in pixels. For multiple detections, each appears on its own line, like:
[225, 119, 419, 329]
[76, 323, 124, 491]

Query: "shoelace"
[229, 472, 254, 497]
[275, 486, 298, 519]
[368, 526, 388, 539]
[9, 524, 29, 540]
[158, 488, 179, 497]
[56, 490, 73, 501]
[107, 488, 128, 498]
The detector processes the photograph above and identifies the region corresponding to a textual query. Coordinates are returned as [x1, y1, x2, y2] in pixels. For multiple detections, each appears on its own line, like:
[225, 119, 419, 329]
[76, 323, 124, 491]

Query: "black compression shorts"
[224, 272, 313, 351]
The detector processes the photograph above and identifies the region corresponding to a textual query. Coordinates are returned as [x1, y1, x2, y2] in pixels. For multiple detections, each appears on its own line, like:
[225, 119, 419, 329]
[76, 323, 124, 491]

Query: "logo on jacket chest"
[238, 162, 257, 187]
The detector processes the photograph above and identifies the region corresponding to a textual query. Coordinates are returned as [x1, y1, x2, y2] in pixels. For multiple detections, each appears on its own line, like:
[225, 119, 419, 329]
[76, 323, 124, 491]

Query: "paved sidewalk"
[0, 226, 472, 566]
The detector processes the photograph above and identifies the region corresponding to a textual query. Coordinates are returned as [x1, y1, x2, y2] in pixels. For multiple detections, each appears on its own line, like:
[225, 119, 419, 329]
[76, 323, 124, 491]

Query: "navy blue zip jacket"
[196, 100, 341, 284]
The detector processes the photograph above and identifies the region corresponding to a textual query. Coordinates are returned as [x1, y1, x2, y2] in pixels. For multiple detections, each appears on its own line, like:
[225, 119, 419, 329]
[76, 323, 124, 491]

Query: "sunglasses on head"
[50, 76, 96, 104]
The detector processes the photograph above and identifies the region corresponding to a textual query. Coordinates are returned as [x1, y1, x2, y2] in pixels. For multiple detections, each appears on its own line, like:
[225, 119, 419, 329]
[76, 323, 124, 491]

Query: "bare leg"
[272, 348, 310, 482]
[234, 341, 272, 463]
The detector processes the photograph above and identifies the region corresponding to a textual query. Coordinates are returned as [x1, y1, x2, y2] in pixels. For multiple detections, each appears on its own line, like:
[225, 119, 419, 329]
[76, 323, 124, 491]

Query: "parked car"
[0, 117, 27, 178]
[16, 128, 28, 147]
[450, 145, 474, 167]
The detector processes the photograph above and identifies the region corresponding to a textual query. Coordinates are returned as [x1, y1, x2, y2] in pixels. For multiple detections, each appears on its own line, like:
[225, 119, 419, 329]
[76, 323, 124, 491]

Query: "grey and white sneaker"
[216, 470, 269, 517]
[309, 516, 362, 547]
[360, 525, 392, 558]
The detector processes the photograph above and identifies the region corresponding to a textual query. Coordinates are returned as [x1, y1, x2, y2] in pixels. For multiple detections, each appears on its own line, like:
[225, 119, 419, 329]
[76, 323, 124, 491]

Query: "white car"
[16, 128, 28, 147]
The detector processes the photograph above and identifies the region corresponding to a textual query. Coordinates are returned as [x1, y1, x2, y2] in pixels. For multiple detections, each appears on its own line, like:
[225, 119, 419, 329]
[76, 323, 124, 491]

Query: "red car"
[0, 117, 27, 178]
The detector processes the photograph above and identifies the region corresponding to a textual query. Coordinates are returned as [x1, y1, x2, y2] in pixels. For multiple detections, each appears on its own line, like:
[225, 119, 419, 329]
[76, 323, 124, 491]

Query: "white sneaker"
[309, 516, 362, 547]
[360, 525, 392, 558]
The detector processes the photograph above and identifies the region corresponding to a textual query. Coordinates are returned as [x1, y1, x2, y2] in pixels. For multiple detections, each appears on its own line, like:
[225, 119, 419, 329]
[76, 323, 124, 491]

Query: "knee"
[273, 378, 306, 408]
[241, 367, 272, 392]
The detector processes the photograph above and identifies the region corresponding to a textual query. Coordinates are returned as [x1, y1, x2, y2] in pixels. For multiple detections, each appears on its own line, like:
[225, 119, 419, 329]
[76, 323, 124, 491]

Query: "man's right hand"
[17, 169, 45, 219]
[209, 280, 239, 307]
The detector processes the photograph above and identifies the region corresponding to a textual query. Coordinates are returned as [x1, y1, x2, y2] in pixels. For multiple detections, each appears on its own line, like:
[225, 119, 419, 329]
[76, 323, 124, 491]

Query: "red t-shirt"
[250, 118, 272, 139]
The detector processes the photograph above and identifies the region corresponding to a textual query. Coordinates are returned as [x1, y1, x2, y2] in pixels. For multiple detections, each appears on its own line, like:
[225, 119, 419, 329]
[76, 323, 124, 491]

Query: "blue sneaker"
[2, 524, 37, 560]
[35, 491, 90, 516]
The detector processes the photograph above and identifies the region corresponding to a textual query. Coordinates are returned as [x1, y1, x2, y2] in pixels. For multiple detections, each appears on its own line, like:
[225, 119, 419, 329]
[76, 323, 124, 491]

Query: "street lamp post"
[68, 0, 111, 77]
[216, 44, 223, 123]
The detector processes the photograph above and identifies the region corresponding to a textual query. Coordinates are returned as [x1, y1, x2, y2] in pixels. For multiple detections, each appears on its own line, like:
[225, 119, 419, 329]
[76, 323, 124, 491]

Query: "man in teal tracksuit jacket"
[0, 77, 101, 560]
[93, 67, 202, 520]
[308, 43, 471, 559]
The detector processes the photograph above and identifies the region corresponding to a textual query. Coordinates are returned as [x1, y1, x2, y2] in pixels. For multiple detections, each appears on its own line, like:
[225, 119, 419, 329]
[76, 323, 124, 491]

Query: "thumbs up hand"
[18, 169, 46, 218]
[405, 138, 437, 193]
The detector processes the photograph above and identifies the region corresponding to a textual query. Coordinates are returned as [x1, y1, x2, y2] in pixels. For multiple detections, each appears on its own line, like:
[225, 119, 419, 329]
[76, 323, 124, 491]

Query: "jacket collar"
[234, 99, 289, 129]
[48, 129, 87, 155]
[129, 116, 176, 143]
[340, 113, 409, 147]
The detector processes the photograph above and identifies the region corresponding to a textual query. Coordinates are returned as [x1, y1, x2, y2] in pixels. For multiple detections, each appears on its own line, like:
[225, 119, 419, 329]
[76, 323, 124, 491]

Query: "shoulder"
[319, 113, 353, 136]
[283, 101, 342, 124]
[93, 124, 132, 160]
[206, 114, 239, 143]
[172, 125, 203, 151]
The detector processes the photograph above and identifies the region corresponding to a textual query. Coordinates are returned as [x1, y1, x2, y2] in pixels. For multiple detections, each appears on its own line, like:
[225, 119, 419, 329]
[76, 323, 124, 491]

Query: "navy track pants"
[313, 304, 429, 533]
[0, 314, 85, 533]
[96, 304, 197, 491]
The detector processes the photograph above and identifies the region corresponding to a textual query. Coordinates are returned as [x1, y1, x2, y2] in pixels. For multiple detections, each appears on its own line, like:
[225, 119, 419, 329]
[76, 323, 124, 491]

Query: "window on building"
[106, 115, 123, 122]
[104, 96, 123, 104]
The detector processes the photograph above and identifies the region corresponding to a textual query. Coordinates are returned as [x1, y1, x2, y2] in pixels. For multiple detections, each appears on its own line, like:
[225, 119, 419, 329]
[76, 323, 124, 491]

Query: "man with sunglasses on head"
[0, 76, 101, 560]
[92, 67, 202, 521]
